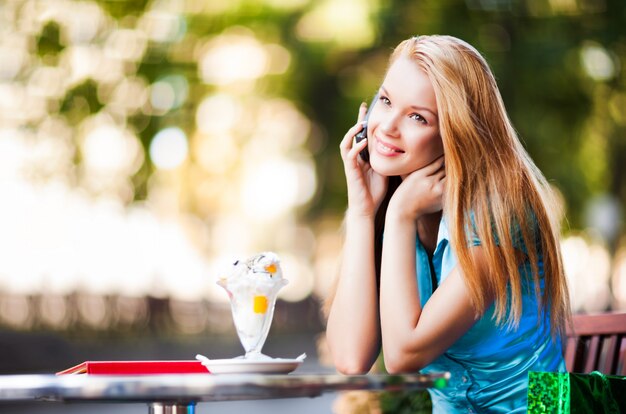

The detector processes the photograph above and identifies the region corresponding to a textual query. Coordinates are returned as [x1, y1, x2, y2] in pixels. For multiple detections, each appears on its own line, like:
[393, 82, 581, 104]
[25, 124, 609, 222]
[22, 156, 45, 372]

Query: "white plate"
[196, 355, 304, 374]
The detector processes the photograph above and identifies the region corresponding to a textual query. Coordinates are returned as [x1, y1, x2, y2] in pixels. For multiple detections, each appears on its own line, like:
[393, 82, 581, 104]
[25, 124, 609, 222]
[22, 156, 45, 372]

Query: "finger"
[344, 103, 367, 143]
[437, 155, 446, 172]
[340, 121, 367, 153]
[347, 137, 368, 161]
[434, 154, 445, 169]
[435, 167, 446, 179]
[423, 154, 445, 176]
[357, 101, 367, 122]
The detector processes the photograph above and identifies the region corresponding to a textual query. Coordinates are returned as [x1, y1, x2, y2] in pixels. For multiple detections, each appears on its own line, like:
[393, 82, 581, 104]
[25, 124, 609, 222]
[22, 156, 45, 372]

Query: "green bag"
[527, 371, 626, 413]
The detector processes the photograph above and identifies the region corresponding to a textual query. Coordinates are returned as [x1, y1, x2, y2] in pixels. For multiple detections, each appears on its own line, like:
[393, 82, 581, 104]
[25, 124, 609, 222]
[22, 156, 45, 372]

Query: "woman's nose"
[379, 113, 400, 137]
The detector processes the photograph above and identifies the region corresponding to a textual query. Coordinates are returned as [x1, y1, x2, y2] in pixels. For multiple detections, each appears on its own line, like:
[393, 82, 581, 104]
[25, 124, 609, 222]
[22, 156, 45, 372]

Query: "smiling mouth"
[376, 139, 405, 154]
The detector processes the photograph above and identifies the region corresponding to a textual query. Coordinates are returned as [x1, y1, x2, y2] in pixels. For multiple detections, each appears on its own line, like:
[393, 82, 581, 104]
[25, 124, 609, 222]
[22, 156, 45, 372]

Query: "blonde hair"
[391, 35, 571, 336]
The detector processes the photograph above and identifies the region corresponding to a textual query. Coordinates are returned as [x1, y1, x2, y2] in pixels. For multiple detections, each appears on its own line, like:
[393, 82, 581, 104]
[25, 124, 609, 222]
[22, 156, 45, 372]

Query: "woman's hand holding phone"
[339, 102, 388, 218]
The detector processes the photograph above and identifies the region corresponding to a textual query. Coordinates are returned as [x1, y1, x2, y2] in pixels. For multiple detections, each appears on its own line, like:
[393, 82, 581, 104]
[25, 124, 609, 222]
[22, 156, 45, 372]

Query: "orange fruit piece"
[253, 295, 268, 314]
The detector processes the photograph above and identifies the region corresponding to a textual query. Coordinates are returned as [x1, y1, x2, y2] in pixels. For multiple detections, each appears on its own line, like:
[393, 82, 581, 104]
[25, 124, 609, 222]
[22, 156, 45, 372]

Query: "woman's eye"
[379, 96, 391, 106]
[410, 113, 427, 124]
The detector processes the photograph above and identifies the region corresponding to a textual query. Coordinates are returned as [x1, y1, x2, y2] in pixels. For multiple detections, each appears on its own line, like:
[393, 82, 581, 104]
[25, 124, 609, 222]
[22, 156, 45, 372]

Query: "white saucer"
[196, 354, 305, 374]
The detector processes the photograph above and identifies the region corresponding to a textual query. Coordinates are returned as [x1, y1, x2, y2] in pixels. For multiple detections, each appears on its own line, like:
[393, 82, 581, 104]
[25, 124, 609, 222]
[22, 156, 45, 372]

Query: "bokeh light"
[580, 42, 617, 82]
[612, 248, 626, 309]
[295, 0, 377, 49]
[138, 11, 186, 43]
[562, 235, 612, 313]
[196, 93, 241, 134]
[150, 127, 189, 170]
[82, 121, 143, 177]
[241, 159, 302, 220]
[199, 30, 271, 85]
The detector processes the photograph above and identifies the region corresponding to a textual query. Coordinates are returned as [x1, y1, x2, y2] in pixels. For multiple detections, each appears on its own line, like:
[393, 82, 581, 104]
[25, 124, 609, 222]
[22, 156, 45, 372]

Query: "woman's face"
[367, 56, 443, 178]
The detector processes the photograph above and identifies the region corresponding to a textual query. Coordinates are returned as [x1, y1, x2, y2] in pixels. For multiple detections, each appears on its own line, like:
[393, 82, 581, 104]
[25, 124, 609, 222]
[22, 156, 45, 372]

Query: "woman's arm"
[379, 213, 490, 373]
[326, 212, 381, 374]
[378, 155, 493, 373]
[326, 104, 388, 374]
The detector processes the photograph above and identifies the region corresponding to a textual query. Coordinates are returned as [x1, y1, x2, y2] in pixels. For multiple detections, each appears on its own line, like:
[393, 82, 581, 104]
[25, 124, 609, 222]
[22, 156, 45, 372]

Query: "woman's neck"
[416, 211, 443, 256]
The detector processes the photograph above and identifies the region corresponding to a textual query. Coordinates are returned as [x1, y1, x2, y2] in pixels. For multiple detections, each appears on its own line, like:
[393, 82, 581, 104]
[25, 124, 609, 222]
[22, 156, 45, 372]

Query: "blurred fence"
[0, 292, 324, 336]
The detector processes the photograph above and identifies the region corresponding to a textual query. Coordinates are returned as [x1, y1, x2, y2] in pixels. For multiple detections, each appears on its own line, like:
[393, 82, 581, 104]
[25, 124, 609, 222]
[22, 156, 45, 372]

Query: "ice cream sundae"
[217, 252, 288, 359]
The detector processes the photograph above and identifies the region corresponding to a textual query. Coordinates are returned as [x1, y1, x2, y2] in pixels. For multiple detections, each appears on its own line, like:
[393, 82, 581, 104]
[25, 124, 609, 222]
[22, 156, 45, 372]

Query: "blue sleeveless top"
[417, 217, 565, 413]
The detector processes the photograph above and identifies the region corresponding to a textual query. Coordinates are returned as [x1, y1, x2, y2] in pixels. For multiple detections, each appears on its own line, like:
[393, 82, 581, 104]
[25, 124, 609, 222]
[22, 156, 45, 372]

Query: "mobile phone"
[354, 94, 378, 163]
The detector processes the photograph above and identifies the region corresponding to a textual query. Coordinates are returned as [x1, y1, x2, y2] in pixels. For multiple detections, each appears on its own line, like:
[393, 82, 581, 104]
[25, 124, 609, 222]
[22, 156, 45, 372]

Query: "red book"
[56, 360, 210, 375]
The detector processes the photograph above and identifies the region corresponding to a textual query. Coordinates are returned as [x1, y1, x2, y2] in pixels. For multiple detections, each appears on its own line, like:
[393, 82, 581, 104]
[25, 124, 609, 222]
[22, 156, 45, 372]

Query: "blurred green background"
[0, 0, 625, 385]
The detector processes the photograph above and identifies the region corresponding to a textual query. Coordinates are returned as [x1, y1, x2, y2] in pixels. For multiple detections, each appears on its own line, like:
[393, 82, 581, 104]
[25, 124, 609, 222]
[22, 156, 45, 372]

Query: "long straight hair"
[379, 35, 571, 337]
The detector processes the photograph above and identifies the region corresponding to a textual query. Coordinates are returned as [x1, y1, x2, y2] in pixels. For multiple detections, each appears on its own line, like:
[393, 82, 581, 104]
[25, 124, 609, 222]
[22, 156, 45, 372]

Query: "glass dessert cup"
[218, 278, 288, 360]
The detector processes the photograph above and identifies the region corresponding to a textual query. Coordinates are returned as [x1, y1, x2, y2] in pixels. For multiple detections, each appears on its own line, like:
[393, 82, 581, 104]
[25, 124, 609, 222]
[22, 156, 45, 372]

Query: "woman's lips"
[375, 138, 405, 156]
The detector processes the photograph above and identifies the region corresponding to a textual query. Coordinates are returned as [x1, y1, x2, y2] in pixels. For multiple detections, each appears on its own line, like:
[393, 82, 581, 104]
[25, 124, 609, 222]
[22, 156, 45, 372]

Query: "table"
[0, 372, 449, 413]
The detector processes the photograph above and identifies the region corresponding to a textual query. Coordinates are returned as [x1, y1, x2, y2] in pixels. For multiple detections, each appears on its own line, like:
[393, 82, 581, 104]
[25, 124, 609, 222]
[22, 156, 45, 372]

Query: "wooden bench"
[564, 312, 626, 375]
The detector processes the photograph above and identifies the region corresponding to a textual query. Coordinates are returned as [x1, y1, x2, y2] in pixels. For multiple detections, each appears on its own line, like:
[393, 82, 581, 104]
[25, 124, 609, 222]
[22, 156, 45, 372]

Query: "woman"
[325, 35, 571, 412]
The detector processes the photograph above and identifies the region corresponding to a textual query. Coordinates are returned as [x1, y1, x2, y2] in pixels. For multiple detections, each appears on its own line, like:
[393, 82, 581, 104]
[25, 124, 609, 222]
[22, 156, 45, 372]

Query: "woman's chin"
[370, 158, 406, 177]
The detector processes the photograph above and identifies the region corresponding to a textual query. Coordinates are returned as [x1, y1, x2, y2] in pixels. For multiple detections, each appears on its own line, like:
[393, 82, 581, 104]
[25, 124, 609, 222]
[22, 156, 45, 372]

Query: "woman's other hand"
[339, 103, 388, 218]
[388, 155, 445, 221]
